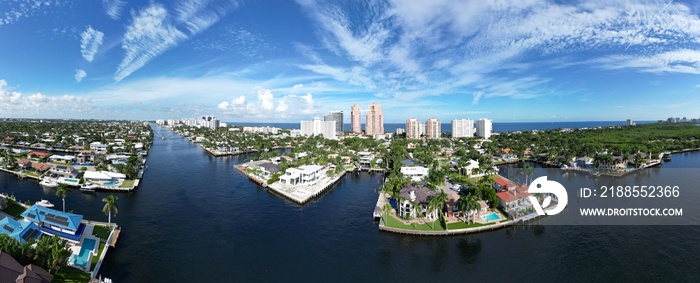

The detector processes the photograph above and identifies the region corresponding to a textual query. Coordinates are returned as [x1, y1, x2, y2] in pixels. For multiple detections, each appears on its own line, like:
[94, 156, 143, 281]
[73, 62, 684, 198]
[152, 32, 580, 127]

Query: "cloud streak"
[102, 0, 127, 20]
[115, 1, 240, 82]
[296, 0, 700, 105]
[80, 26, 104, 62]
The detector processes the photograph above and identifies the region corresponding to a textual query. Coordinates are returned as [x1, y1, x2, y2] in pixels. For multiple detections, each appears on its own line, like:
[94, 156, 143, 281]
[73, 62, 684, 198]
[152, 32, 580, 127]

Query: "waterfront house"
[257, 162, 281, 180]
[0, 217, 42, 243]
[27, 151, 50, 159]
[21, 205, 83, 236]
[0, 251, 54, 283]
[496, 186, 533, 218]
[398, 183, 438, 220]
[493, 177, 511, 191]
[358, 151, 375, 169]
[574, 156, 594, 168]
[17, 159, 32, 170]
[49, 165, 79, 179]
[279, 165, 327, 186]
[30, 162, 51, 174]
[400, 166, 429, 182]
[83, 170, 126, 183]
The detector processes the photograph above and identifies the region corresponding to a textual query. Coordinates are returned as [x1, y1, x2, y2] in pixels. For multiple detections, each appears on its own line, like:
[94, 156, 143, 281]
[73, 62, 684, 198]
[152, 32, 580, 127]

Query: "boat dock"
[373, 192, 389, 220]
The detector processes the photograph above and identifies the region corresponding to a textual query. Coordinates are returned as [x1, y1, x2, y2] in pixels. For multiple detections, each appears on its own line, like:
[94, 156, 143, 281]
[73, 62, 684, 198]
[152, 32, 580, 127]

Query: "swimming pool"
[104, 181, 117, 186]
[481, 212, 500, 222]
[64, 178, 79, 183]
[74, 238, 96, 267]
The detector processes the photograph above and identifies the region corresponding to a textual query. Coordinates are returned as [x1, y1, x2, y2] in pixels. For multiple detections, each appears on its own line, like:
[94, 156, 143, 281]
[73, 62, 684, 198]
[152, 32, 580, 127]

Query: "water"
[482, 212, 500, 222]
[0, 125, 698, 282]
[230, 121, 655, 133]
[74, 238, 96, 267]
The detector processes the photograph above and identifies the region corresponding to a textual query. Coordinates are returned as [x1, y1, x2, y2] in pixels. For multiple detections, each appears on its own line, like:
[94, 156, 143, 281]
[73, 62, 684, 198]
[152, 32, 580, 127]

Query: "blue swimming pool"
[74, 238, 96, 267]
[104, 181, 117, 186]
[481, 212, 500, 222]
[64, 178, 79, 183]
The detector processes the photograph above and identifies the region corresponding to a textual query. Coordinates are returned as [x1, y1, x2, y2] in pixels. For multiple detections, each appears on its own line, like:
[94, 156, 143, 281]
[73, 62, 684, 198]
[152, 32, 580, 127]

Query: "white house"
[358, 151, 375, 168]
[90, 142, 107, 153]
[279, 165, 327, 186]
[398, 184, 438, 220]
[83, 171, 127, 182]
[461, 159, 484, 178]
[400, 166, 429, 182]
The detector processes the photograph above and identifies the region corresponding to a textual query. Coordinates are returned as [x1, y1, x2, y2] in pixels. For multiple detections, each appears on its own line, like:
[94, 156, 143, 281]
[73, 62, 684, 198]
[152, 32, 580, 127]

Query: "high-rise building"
[626, 119, 635, 126]
[476, 118, 492, 139]
[452, 119, 475, 138]
[365, 103, 384, 135]
[396, 128, 405, 135]
[351, 104, 361, 134]
[324, 111, 344, 135]
[425, 118, 441, 139]
[300, 117, 337, 139]
[406, 118, 422, 139]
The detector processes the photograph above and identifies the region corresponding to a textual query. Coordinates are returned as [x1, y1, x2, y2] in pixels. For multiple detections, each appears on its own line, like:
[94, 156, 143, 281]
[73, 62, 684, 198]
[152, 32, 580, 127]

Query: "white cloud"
[0, 80, 22, 104]
[296, 0, 700, 104]
[0, 1, 64, 27]
[293, 84, 304, 89]
[595, 49, 700, 75]
[102, 0, 126, 20]
[80, 26, 104, 62]
[218, 87, 320, 119]
[74, 69, 87, 82]
[0, 79, 95, 116]
[257, 87, 274, 110]
[115, 1, 240, 82]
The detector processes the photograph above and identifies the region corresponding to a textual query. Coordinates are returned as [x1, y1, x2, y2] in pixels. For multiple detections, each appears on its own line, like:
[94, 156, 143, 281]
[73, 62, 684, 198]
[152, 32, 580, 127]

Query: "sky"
[1, 0, 700, 123]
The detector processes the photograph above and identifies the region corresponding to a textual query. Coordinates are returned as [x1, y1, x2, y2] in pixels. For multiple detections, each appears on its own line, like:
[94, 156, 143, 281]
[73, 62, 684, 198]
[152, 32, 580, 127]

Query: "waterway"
[0, 125, 698, 282]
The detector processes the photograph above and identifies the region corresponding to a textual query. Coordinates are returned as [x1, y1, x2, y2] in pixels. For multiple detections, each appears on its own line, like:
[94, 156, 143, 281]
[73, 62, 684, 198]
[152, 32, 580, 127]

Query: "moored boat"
[39, 178, 59, 188]
[35, 199, 54, 208]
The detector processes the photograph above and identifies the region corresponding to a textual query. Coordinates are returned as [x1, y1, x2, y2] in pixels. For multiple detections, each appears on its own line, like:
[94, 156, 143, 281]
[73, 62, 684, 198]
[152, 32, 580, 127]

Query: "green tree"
[102, 195, 119, 227]
[55, 183, 69, 212]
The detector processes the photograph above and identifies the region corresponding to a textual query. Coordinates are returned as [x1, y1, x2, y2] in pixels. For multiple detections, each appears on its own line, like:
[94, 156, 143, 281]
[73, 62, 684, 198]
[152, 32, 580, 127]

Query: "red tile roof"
[497, 191, 531, 203]
[28, 151, 50, 157]
[494, 177, 510, 187]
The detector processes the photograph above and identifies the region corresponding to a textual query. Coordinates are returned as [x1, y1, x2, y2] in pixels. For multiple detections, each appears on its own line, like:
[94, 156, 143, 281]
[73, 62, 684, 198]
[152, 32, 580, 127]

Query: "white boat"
[39, 178, 59, 188]
[35, 199, 54, 208]
[80, 183, 97, 192]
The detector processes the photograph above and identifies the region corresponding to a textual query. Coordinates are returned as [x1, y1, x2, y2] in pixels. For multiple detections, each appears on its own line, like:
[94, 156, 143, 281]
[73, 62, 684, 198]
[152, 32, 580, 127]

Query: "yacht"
[35, 199, 54, 208]
[39, 178, 59, 188]
[80, 183, 97, 192]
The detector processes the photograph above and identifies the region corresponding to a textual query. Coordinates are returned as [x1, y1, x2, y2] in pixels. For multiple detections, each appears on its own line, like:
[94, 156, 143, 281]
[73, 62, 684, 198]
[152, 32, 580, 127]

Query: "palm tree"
[458, 195, 480, 223]
[102, 195, 119, 227]
[381, 203, 392, 225]
[55, 184, 69, 212]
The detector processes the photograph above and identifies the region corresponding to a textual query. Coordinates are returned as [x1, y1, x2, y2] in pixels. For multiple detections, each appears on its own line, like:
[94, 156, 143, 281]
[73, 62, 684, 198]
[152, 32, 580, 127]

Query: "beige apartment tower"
[351, 104, 361, 134]
[365, 103, 384, 135]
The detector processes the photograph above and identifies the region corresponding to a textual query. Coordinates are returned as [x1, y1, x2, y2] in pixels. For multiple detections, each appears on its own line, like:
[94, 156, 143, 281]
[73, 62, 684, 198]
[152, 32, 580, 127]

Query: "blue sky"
[1, 0, 700, 122]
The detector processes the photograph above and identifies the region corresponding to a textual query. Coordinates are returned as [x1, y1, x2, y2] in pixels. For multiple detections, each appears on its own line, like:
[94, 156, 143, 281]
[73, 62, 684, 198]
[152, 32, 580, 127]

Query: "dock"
[108, 226, 121, 248]
[373, 192, 389, 220]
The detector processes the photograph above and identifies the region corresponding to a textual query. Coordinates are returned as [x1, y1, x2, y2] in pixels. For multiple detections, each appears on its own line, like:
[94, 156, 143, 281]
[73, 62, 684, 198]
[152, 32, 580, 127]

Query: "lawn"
[24, 171, 40, 178]
[92, 225, 111, 240]
[53, 267, 91, 283]
[2, 202, 27, 217]
[446, 221, 493, 230]
[119, 179, 135, 188]
[383, 215, 446, 231]
[90, 240, 106, 271]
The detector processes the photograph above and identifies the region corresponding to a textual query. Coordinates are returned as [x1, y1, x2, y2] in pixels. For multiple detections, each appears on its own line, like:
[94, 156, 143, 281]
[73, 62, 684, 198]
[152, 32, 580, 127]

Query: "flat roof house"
[21, 205, 83, 237]
[49, 165, 79, 178]
[400, 166, 429, 182]
[83, 171, 126, 182]
[0, 218, 42, 243]
[279, 165, 326, 186]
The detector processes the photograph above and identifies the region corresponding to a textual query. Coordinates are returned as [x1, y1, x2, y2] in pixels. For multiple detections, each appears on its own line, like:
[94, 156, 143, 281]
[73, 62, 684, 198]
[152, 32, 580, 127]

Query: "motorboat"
[39, 178, 59, 188]
[80, 183, 97, 192]
[35, 199, 54, 208]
